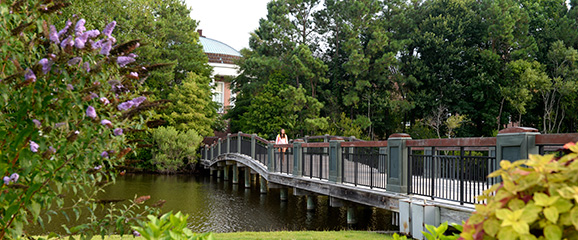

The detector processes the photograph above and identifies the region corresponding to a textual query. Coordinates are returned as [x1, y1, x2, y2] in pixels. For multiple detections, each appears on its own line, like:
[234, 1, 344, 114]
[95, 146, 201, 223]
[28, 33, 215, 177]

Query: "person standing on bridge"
[276, 128, 289, 151]
[276, 129, 289, 167]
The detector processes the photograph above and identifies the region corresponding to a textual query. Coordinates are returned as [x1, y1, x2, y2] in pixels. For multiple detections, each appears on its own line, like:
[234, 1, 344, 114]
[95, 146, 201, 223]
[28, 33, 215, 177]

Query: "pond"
[30, 173, 396, 234]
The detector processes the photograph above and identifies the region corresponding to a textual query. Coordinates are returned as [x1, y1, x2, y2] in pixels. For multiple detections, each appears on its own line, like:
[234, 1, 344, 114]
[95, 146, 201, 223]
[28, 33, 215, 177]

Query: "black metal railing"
[241, 136, 252, 156]
[212, 145, 218, 159]
[255, 140, 268, 165]
[408, 147, 496, 204]
[302, 145, 329, 180]
[230, 136, 238, 153]
[342, 147, 387, 189]
[274, 145, 293, 174]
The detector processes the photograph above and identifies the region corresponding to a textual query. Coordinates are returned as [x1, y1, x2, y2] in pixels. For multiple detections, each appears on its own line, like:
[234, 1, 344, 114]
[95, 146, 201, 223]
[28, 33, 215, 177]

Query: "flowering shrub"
[0, 1, 161, 238]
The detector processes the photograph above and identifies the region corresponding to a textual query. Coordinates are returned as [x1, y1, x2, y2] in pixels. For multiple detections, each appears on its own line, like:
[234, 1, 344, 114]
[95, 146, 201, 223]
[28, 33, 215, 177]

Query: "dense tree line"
[228, 0, 578, 140]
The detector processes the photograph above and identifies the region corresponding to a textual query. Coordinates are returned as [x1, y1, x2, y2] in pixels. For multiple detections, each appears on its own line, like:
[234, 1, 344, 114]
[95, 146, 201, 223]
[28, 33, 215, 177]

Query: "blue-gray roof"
[199, 37, 241, 57]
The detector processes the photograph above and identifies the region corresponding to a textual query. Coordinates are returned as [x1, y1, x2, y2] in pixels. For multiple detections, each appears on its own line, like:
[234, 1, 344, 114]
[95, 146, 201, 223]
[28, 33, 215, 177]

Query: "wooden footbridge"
[200, 127, 578, 239]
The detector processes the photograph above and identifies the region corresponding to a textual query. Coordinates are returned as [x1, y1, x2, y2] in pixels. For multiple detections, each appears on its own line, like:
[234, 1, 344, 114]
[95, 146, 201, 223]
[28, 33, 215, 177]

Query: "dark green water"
[31, 173, 395, 233]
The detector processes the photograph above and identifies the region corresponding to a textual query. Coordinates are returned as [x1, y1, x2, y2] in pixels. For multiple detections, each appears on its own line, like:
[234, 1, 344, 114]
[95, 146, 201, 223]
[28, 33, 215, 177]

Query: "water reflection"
[30, 173, 396, 234]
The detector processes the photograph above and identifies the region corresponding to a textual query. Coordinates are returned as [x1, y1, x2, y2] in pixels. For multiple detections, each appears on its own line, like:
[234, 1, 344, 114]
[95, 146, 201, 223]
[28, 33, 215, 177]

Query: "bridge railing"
[200, 128, 578, 205]
[406, 138, 497, 205]
[341, 141, 388, 189]
[536, 133, 578, 155]
[302, 142, 330, 180]
[273, 144, 293, 174]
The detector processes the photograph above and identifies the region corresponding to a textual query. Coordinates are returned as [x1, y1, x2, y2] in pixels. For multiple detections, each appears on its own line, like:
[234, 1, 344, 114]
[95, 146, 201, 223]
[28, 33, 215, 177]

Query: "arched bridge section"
[200, 129, 578, 239]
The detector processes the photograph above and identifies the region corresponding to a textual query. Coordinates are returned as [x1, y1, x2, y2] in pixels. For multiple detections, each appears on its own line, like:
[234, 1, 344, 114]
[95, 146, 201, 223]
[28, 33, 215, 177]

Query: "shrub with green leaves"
[132, 211, 214, 240]
[0, 0, 162, 238]
[151, 126, 202, 173]
[460, 142, 578, 240]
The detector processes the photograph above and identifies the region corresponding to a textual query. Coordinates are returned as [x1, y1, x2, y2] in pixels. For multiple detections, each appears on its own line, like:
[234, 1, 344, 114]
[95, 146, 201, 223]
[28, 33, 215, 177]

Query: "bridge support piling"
[223, 166, 229, 181]
[216, 168, 221, 178]
[259, 176, 267, 194]
[347, 206, 357, 225]
[280, 188, 288, 201]
[232, 165, 239, 184]
[306, 195, 315, 211]
[244, 167, 251, 188]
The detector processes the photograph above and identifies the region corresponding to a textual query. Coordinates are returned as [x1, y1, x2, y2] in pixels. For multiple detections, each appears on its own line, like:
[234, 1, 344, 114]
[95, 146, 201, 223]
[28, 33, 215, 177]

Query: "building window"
[212, 81, 225, 113]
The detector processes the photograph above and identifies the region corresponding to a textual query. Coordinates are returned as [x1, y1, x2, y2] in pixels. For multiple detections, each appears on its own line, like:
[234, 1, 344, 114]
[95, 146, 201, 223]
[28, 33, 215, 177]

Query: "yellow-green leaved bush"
[460, 142, 578, 240]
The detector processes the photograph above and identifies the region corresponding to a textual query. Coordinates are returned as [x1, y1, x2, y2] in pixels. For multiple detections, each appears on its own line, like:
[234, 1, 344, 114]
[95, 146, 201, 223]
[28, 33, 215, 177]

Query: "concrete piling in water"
[223, 165, 229, 181]
[260, 176, 267, 194]
[216, 168, 221, 178]
[232, 165, 239, 184]
[280, 188, 288, 201]
[347, 206, 357, 225]
[244, 167, 251, 188]
[306, 195, 315, 211]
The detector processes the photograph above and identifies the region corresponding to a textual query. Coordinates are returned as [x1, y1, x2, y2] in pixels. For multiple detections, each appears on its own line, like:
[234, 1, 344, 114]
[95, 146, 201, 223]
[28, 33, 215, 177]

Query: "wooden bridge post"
[329, 138, 344, 183]
[251, 134, 256, 159]
[226, 133, 231, 153]
[267, 142, 275, 171]
[386, 133, 411, 193]
[293, 139, 304, 177]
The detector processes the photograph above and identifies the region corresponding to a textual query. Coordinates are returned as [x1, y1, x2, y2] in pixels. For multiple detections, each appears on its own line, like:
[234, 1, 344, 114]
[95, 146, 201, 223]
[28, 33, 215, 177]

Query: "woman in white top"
[275, 128, 288, 152]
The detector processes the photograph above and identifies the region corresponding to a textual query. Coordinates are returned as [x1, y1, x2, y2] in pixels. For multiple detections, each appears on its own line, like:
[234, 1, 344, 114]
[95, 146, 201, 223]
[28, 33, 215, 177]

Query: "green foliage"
[327, 113, 367, 139]
[163, 72, 217, 136]
[151, 126, 202, 173]
[460, 142, 578, 239]
[133, 212, 214, 240]
[0, 1, 161, 238]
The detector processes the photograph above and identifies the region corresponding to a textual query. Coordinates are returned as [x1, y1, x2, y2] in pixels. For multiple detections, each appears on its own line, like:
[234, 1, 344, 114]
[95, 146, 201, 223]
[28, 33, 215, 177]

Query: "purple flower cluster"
[32, 119, 41, 128]
[39, 58, 53, 74]
[86, 106, 97, 119]
[25, 69, 36, 82]
[100, 97, 110, 105]
[100, 151, 109, 158]
[117, 56, 135, 67]
[102, 21, 116, 37]
[3, 173, 19, 185]
[101, 119, 113, 128]
[117, 96, 146, 111]
[30, 141, 39, 153]
[94, 165, 102, 170]
[113, 128, 123, 136]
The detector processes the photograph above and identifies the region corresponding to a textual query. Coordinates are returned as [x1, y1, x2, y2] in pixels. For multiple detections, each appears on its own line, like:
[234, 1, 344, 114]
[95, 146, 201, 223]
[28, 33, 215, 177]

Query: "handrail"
[302, 142, 330, 148]
[536, 133, 578, 145]
[341, 141, 387, 147]
[406, 137, 496, 147]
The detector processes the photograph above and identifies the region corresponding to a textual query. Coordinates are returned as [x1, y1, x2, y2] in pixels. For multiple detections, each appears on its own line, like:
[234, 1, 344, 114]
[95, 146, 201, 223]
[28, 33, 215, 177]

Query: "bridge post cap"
[498, 127, 539, 134]
[388, 133, 411, 139]
[227, 133, 231, 136]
